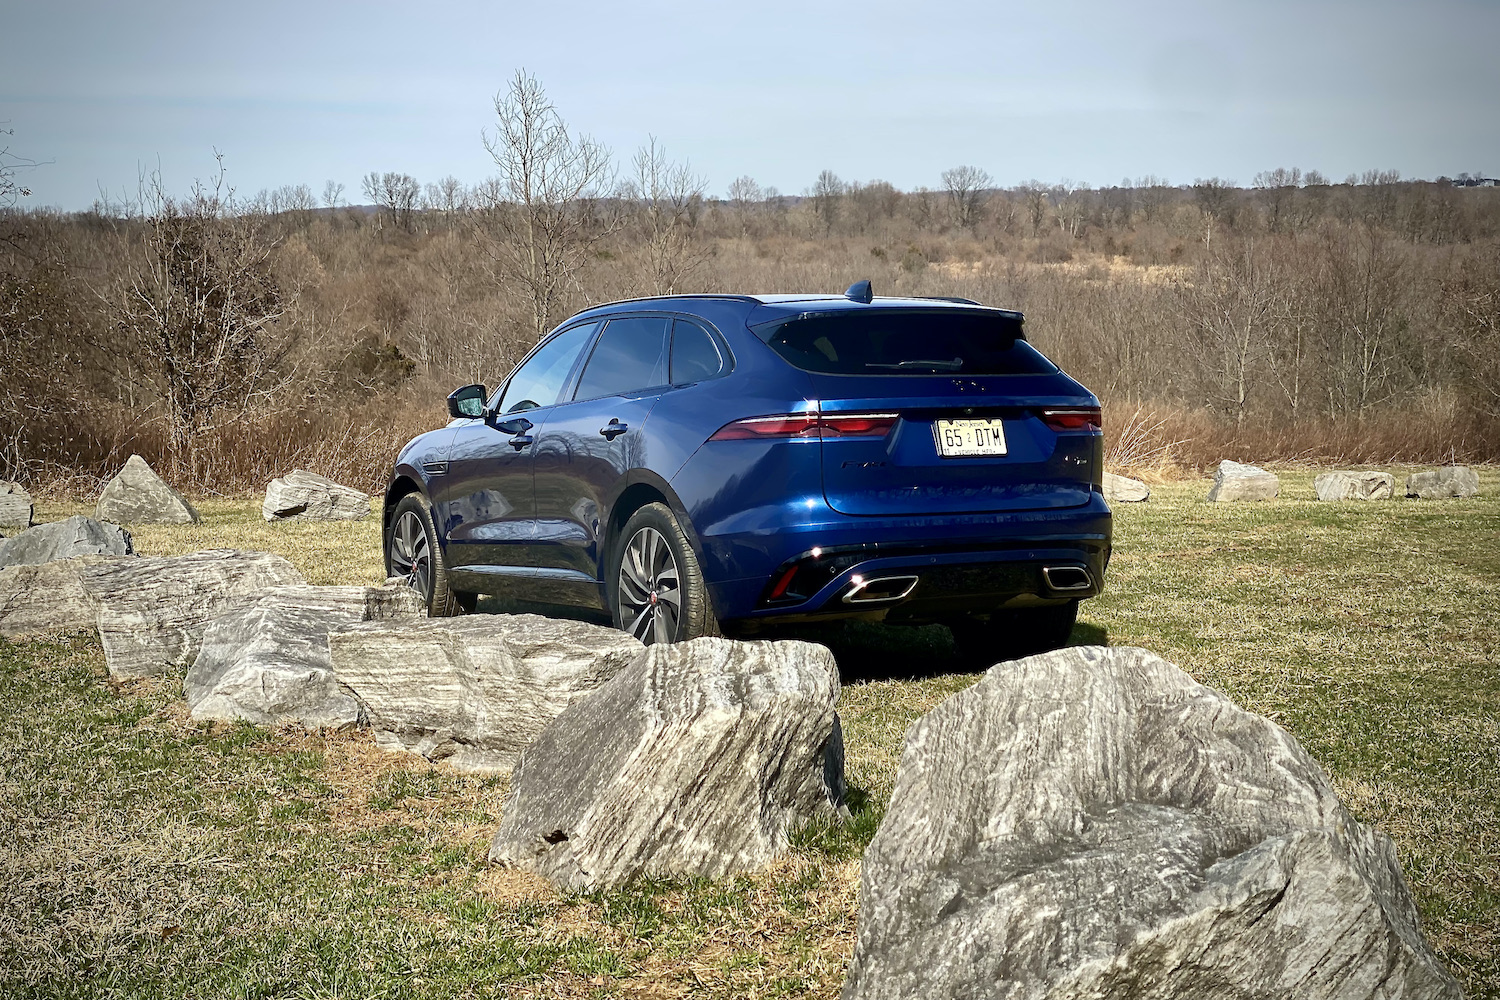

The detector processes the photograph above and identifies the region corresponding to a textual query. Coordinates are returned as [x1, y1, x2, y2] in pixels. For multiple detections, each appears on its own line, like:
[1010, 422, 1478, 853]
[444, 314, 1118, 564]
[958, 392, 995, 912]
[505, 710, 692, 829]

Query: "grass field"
[2, 468, 1497, 998]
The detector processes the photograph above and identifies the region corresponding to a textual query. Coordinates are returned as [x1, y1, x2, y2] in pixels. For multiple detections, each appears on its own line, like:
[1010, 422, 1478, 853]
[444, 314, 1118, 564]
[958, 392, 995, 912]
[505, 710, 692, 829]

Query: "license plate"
[934, 418, 1008, 457]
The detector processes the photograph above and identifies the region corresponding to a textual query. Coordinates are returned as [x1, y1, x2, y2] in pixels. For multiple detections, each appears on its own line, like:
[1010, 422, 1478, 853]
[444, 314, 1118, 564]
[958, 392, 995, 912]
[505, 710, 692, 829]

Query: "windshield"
[752, 310, 1055, 376]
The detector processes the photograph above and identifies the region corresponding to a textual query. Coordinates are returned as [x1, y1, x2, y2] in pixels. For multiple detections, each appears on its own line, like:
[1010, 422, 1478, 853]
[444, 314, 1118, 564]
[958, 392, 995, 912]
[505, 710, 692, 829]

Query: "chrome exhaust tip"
[1042, 565, 1093, 592]
[843, 574, 920, 604]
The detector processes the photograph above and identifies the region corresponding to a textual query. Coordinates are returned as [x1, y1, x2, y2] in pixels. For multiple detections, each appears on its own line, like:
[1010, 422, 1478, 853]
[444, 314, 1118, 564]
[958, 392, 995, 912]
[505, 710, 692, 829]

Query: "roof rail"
[914, 295, 982, 305]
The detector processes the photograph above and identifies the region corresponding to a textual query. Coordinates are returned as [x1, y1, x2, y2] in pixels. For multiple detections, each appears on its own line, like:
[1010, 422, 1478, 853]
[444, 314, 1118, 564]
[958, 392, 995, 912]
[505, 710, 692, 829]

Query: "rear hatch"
[753, 307, 1101, 516]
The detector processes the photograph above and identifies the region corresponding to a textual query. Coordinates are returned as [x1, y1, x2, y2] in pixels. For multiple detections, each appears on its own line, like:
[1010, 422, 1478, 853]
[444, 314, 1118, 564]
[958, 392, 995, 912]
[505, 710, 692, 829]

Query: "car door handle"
[508, 434, 534, 451]
[599, 420, 629, 440]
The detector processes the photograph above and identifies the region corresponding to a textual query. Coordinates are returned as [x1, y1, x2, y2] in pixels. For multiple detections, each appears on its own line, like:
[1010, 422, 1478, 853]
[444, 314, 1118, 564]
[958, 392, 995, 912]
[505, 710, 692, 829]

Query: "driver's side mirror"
[446, 383, 488, 420]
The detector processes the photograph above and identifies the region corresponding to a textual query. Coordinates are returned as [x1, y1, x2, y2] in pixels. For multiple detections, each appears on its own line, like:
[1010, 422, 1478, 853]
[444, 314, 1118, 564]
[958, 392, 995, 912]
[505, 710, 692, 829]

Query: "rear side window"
[496, 322, 599, 413]
[670, 319, 724, 384]
[752, 311, 1055, 376]
[575, 317, 670, 400]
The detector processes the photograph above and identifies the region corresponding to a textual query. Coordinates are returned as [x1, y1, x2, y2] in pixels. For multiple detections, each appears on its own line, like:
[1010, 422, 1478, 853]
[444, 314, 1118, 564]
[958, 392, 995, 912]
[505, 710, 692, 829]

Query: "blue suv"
[383, 282, 1111, 656]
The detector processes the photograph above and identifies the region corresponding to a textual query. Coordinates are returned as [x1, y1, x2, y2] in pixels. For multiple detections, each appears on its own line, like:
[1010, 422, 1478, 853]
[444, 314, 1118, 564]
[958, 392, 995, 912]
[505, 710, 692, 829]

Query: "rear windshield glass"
[752, 311, 1055, 376]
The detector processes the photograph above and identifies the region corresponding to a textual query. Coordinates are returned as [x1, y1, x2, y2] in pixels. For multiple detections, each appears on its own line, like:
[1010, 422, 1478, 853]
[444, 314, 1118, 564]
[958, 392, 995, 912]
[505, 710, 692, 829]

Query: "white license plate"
[934, 418, 1008, 457]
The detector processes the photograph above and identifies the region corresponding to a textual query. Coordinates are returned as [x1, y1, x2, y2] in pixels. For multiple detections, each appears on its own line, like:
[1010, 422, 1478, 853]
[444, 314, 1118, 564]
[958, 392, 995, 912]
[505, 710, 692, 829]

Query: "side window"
[573, 316, 670, 400]
[670, 319, 724, 384]
[496, 322, 598, 414]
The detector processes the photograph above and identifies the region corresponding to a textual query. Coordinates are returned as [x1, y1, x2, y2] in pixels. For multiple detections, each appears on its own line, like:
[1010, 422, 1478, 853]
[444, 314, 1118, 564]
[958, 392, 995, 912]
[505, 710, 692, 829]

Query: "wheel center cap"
[648, 591, 658, 606]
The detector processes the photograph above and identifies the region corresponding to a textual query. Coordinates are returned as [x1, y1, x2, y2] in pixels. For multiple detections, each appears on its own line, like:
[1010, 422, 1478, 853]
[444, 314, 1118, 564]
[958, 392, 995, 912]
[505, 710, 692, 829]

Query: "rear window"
[752, 311, 1055, 376]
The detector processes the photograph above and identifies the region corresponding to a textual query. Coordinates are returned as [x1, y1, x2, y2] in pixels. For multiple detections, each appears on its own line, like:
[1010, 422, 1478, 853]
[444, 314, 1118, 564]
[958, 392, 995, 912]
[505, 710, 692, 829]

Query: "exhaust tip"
[1042, 565, 1093, 593]
[843, 574, 919, 604]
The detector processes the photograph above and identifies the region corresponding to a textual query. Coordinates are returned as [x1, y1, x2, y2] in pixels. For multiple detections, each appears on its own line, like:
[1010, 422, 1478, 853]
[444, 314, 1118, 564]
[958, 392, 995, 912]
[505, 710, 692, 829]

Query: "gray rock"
[95, 454, 200, 525]
[488, 637, 846, 890]
[843, 645, 1459, 1000]
[1207, 459, 1280, 502]
[1315, 470, 1396, 502]
[1102, 472, 1150, 502]
[329, 614, 644, 772]
[0, 481, 33, 528]
[1406, 466, 1480, 499]
[0, 555, 122, 638]
[0, 516, 135, 569]
[80, 549, 305, 678]
[262, 469, 372, 522]
[186, 581, 424, 730]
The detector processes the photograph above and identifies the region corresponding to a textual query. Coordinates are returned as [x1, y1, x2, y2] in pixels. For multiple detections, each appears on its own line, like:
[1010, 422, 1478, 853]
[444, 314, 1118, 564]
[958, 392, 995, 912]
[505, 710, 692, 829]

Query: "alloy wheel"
[389, 509, 432, 601]
[617, 526, 681, 644]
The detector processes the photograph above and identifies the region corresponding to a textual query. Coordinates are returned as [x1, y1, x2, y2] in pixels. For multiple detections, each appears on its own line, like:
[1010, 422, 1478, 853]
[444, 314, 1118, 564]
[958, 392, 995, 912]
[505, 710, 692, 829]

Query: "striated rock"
[80, 549, 305, 678]
[1315, 470, 1396, 502]
[0, 481, 33, 528]
[95, 454, 200, 524]
[186, 581, 423, 730]
[843, 645, 1459, 1000]
[488, 637, 846, 890]
[1102, 472, 1150, 503]
[330, 614, 643, 771]
[0, 555, 121, 638]
[262, 469, 372, 522]
[1207, 459, 1280, 502]
[1407, 466, 1480, 499]
[0, 516, 135, 569]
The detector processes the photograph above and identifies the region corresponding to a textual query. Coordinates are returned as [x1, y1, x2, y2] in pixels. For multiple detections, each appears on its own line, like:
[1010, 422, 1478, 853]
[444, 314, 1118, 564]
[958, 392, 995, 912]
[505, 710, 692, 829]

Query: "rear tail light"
[1040, 407, 1102, 432]
[710, 412, 898, 441]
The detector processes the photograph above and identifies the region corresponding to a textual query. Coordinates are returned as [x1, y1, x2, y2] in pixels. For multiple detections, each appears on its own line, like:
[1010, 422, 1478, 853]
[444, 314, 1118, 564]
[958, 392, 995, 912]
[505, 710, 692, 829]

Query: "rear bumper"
[696, 494, 1112, 624]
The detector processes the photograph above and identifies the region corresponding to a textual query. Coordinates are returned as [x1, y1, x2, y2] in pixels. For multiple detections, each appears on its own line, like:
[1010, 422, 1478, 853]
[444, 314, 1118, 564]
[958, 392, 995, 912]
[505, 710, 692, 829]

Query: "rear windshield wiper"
[867, 358, 964, 371]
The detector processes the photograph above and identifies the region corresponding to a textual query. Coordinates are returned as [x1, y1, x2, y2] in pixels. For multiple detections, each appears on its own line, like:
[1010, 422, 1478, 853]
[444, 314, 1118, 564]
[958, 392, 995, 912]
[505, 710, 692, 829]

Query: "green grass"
[5, 467, 1498, 997]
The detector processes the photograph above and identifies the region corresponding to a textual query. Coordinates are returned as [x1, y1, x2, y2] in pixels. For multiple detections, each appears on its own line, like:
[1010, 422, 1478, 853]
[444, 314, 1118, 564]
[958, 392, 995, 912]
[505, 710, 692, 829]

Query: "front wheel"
[386, 493, 476, 617]
[947, 600, 1078, 666]
[609, 503, 717, 645]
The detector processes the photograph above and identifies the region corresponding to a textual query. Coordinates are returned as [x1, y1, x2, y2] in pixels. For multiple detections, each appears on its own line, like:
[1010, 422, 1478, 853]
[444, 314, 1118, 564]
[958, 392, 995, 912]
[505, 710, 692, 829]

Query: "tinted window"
[670, 319, 723, 384]
[753, 311, 1055, 376]
[574, 317, 669, 400]
[496, 322, 598, 413]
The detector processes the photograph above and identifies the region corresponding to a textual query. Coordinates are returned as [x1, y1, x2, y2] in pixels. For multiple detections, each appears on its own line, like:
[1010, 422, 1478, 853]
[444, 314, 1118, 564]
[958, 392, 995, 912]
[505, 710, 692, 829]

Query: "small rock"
[330, 614, 644, 771]
[186, 581, 424, 730]
[1207, 459, 1279, 502]
[1314, 470, 1395, 501]
[1406, 466, 1480, 499]
[0, 516, 135, 569]
[843, 645, 1459, 1000]
[488, 637, 846, 890]
[80, 549, 305, 678]
[0, 481, 33, 528]
[0, 555, 122, 638]
[262, 469, 372, 522]
[1103, 472, 1150, 502]
[95, 455, 200, 525]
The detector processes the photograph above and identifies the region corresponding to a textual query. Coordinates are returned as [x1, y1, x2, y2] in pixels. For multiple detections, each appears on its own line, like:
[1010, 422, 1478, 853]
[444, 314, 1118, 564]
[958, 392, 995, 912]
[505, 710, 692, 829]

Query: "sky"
[3, 0, 1499, 211]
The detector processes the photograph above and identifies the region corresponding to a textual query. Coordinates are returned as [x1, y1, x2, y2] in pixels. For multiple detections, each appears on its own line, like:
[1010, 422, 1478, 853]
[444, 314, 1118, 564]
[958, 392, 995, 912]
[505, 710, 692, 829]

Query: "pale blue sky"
[3, 0, 1498, 209]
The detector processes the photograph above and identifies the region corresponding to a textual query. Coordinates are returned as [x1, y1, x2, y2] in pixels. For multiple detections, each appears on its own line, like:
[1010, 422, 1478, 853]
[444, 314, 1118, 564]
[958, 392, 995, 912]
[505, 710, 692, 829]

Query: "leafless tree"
[1135, 175, 1171, 225]
[321, 180, 345, 209]
[362, 171, 421, 230]
[474, 69, 617, 341]
[631, 136, 709, 294]
[1192, 177, 1238, 245]
[811, 170, 844, 233]
[941, 165, 991, 229]
[1019, 180, 1050, 237]
[1176, 237, 1286, 423]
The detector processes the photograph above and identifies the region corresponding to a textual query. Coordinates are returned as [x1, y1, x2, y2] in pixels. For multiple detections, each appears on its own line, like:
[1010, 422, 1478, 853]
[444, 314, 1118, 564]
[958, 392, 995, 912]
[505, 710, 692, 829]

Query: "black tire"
[386, 493, 476, 617]
[947, 600, 1078, 666]
[608, 502, 718, 644]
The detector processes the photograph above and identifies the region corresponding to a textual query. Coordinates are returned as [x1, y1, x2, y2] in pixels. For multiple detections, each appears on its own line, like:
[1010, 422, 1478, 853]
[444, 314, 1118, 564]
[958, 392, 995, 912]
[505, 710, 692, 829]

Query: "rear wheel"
[947, 600, 1078, 666]
[387, 493, 476, 617]
[610, 503, 717, 644]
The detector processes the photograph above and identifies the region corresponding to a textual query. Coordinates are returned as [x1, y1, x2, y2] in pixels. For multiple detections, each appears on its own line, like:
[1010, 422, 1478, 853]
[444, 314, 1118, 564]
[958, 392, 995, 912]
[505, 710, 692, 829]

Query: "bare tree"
[475, 69, 617, 341]
[1177, 237, 1285, 423]
[1019, 180, 1050, 237]
[1253, 167, 1301, 233]
[321, 179, 345, 209]
[1192, 177, 1238, 245]
[631, 136, 709, 294]
[362, 171, 421, 230]
[811, 170, 844, 233]
[941, 165, 991, 229]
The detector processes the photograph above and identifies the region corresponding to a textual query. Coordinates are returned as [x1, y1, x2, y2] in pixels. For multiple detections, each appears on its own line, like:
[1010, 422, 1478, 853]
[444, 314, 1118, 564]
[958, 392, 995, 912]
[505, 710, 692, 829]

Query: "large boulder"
[80, 549, 305, 678]
[1406, 466, 1480, 499]
[1315, 470, 1396, 502]
[262, 469, 372, 522]
[1103, 472, 1150, 503]
[0, 516, 135, 569]
[0, 481, 33, 528]
[95, 454, 200, 525]
[1207, 459, 1280, 502]
[0, 555, 122, 638]
[488, 637, 847, 890]
[186, 581, 424, 730]
[329, 614, 644, 771]
[843, 645, 1459, 1000]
